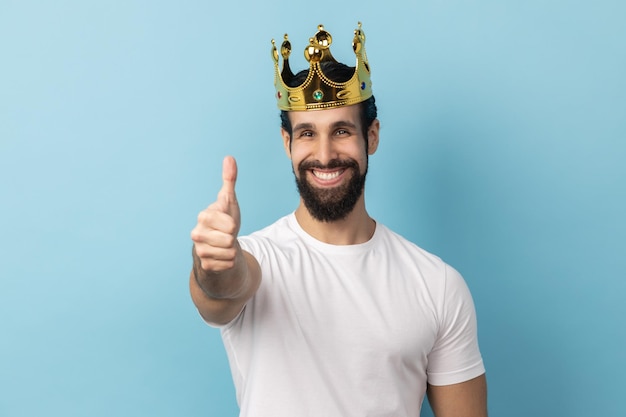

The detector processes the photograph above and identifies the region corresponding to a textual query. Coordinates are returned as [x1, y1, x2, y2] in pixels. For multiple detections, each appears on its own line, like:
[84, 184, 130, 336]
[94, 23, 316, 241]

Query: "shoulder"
[238, 214, 299, 260]
[375, 223, 472, 303]
[375, 223, 449, 273]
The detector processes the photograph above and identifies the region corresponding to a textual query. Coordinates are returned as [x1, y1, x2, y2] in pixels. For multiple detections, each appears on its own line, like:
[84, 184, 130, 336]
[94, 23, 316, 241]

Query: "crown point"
[353, 36, 361, 54]
[313, 25, 332, 49]
[281, 38, 292, 59]
[305, 45, 322, 62]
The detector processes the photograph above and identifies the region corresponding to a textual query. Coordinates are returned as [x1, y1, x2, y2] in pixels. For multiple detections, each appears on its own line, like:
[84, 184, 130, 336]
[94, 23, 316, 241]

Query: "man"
[190, 23, 487, 417]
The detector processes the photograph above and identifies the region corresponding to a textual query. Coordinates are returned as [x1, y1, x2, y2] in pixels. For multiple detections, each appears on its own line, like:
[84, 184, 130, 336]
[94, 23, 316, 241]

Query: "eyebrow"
[292, 120, 358, 132]
[292, 122, 315, 132]
[330, 120, 358, 130]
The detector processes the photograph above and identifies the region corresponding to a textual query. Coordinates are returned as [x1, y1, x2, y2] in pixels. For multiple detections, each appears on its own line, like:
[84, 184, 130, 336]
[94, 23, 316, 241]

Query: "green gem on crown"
[313, 90, 324, 101]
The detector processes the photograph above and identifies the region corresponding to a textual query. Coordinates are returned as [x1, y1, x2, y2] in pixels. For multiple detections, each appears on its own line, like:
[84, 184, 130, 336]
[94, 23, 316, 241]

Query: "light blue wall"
[1, 1, 624, 416]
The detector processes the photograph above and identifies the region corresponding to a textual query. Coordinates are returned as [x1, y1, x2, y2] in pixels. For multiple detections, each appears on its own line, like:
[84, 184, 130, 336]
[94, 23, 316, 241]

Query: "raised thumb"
[218, 155, 238, 211]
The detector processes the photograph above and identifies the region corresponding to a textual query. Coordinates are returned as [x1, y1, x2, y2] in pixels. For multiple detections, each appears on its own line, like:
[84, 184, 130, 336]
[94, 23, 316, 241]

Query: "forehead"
[288, 104, 360, 128]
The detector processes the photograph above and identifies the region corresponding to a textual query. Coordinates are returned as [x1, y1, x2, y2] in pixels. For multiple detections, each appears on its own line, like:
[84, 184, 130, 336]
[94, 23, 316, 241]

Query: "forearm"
[192, 242, 249, 299]
[190, 243, 261, 325]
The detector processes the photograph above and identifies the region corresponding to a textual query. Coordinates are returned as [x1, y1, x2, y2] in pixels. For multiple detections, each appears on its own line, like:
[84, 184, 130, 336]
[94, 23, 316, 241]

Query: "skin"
[189, 155, 261, 326]
[428, 374, 488, 417]
[280, 105, 380, 244]
[189, 104, 487, 416]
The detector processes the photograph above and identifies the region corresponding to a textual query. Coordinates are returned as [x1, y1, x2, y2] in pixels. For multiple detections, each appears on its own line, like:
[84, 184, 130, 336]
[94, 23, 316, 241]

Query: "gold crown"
[271, 22, 373, 111]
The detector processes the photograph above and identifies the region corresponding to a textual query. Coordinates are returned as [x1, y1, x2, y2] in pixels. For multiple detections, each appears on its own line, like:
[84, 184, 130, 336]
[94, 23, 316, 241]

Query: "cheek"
[349, 144, 369, 169]
[289, 144, 311, 166]
[289, 151, 304, 169]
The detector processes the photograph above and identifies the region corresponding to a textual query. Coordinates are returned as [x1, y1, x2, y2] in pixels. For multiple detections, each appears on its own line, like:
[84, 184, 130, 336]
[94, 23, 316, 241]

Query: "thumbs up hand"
[191, 156, 241, 273]
[214, 155, 241, 234]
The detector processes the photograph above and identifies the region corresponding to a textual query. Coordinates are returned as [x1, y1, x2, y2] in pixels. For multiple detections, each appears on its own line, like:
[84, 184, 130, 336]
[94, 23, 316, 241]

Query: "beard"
[294, 157, 367, 222]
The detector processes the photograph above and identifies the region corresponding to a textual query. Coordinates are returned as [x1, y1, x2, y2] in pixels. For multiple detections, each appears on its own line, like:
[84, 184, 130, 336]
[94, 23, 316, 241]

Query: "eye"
[335, 128, 350, 136]
[299, 130, 314, 138]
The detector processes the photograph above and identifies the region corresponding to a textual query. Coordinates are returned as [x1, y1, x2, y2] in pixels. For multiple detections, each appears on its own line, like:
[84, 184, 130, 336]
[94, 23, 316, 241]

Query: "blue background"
[1, 1, 624, 416]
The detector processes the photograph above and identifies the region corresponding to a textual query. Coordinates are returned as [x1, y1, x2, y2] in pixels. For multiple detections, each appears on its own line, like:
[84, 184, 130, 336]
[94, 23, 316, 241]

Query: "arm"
[189, 156, 261, 325]
[427, 374, 488, 417]
[426, 265, 487, 416]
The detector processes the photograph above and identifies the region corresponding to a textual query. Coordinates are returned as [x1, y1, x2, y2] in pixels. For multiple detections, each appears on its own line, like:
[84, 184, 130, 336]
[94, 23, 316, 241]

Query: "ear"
[280, 128, 292, 159]
[367, 119, 380, 155]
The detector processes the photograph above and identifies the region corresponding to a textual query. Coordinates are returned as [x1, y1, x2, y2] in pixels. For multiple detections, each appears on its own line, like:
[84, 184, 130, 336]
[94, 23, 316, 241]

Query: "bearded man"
[190, 23, 488, 417]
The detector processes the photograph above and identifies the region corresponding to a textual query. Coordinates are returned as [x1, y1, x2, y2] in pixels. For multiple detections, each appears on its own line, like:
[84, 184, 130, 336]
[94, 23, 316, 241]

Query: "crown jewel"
[272, 22, 373, 111]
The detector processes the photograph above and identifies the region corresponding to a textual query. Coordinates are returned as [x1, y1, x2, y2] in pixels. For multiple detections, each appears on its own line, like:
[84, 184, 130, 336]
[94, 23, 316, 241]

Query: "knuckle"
[221, 259, 236, 270]
[200, 259, 213, 271]
[197, 210, 211, 224]
[194, 244, 208, 258]
[224, 247, 237, 261]
[223, 219, 238, 235]
[190, 228, 201, 241]
[224, 234, 236, 248]
[200, 259, 235, 272]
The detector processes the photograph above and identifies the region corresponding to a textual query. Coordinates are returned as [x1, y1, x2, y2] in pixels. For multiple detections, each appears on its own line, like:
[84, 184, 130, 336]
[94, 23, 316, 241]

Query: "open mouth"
[312, 169, 344, 181]
[299, 159, 358, 187]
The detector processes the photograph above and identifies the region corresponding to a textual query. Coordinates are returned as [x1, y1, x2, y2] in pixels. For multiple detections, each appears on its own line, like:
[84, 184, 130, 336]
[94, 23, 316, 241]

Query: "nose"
[315, 135, 337, 165]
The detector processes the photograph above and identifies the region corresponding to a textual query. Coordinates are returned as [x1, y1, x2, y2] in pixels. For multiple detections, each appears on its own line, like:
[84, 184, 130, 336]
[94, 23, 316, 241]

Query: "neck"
[294, 196, 375, 245]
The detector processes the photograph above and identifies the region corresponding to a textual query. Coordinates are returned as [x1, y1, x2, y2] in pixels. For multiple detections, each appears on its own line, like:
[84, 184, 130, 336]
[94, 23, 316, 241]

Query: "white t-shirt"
[218, 213, 484, 417]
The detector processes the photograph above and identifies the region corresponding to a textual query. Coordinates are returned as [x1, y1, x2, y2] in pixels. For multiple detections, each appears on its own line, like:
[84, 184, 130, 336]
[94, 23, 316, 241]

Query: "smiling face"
[281, 104, 380, 222]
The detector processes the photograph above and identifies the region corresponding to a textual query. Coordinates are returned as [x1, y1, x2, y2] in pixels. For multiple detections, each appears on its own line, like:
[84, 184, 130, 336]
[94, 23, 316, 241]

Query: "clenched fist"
[191, 156, 241, 273]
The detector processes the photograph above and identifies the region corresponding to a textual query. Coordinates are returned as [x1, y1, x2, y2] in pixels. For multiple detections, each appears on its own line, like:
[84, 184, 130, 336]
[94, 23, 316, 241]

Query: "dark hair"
[279, 61, 377, 144]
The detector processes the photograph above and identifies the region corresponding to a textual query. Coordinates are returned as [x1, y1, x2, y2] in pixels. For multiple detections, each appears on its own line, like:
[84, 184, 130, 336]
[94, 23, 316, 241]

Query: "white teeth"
[313, 170, 341, 180]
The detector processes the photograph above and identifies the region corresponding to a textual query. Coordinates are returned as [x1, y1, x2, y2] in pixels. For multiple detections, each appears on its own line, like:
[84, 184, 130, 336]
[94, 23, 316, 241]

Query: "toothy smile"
[312, 169, 344, 180]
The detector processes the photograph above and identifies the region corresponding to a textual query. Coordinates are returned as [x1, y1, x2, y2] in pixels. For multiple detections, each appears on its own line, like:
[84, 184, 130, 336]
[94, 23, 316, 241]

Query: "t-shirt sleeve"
[426, 264, 485, 386]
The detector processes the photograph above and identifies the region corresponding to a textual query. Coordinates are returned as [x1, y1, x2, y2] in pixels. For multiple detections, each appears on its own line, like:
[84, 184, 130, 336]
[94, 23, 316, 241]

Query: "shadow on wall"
[403, 101, 581, 416]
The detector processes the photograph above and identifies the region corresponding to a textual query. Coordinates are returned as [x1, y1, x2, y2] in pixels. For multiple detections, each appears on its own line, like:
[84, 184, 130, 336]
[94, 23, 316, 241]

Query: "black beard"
[294, 158, 367, 222]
